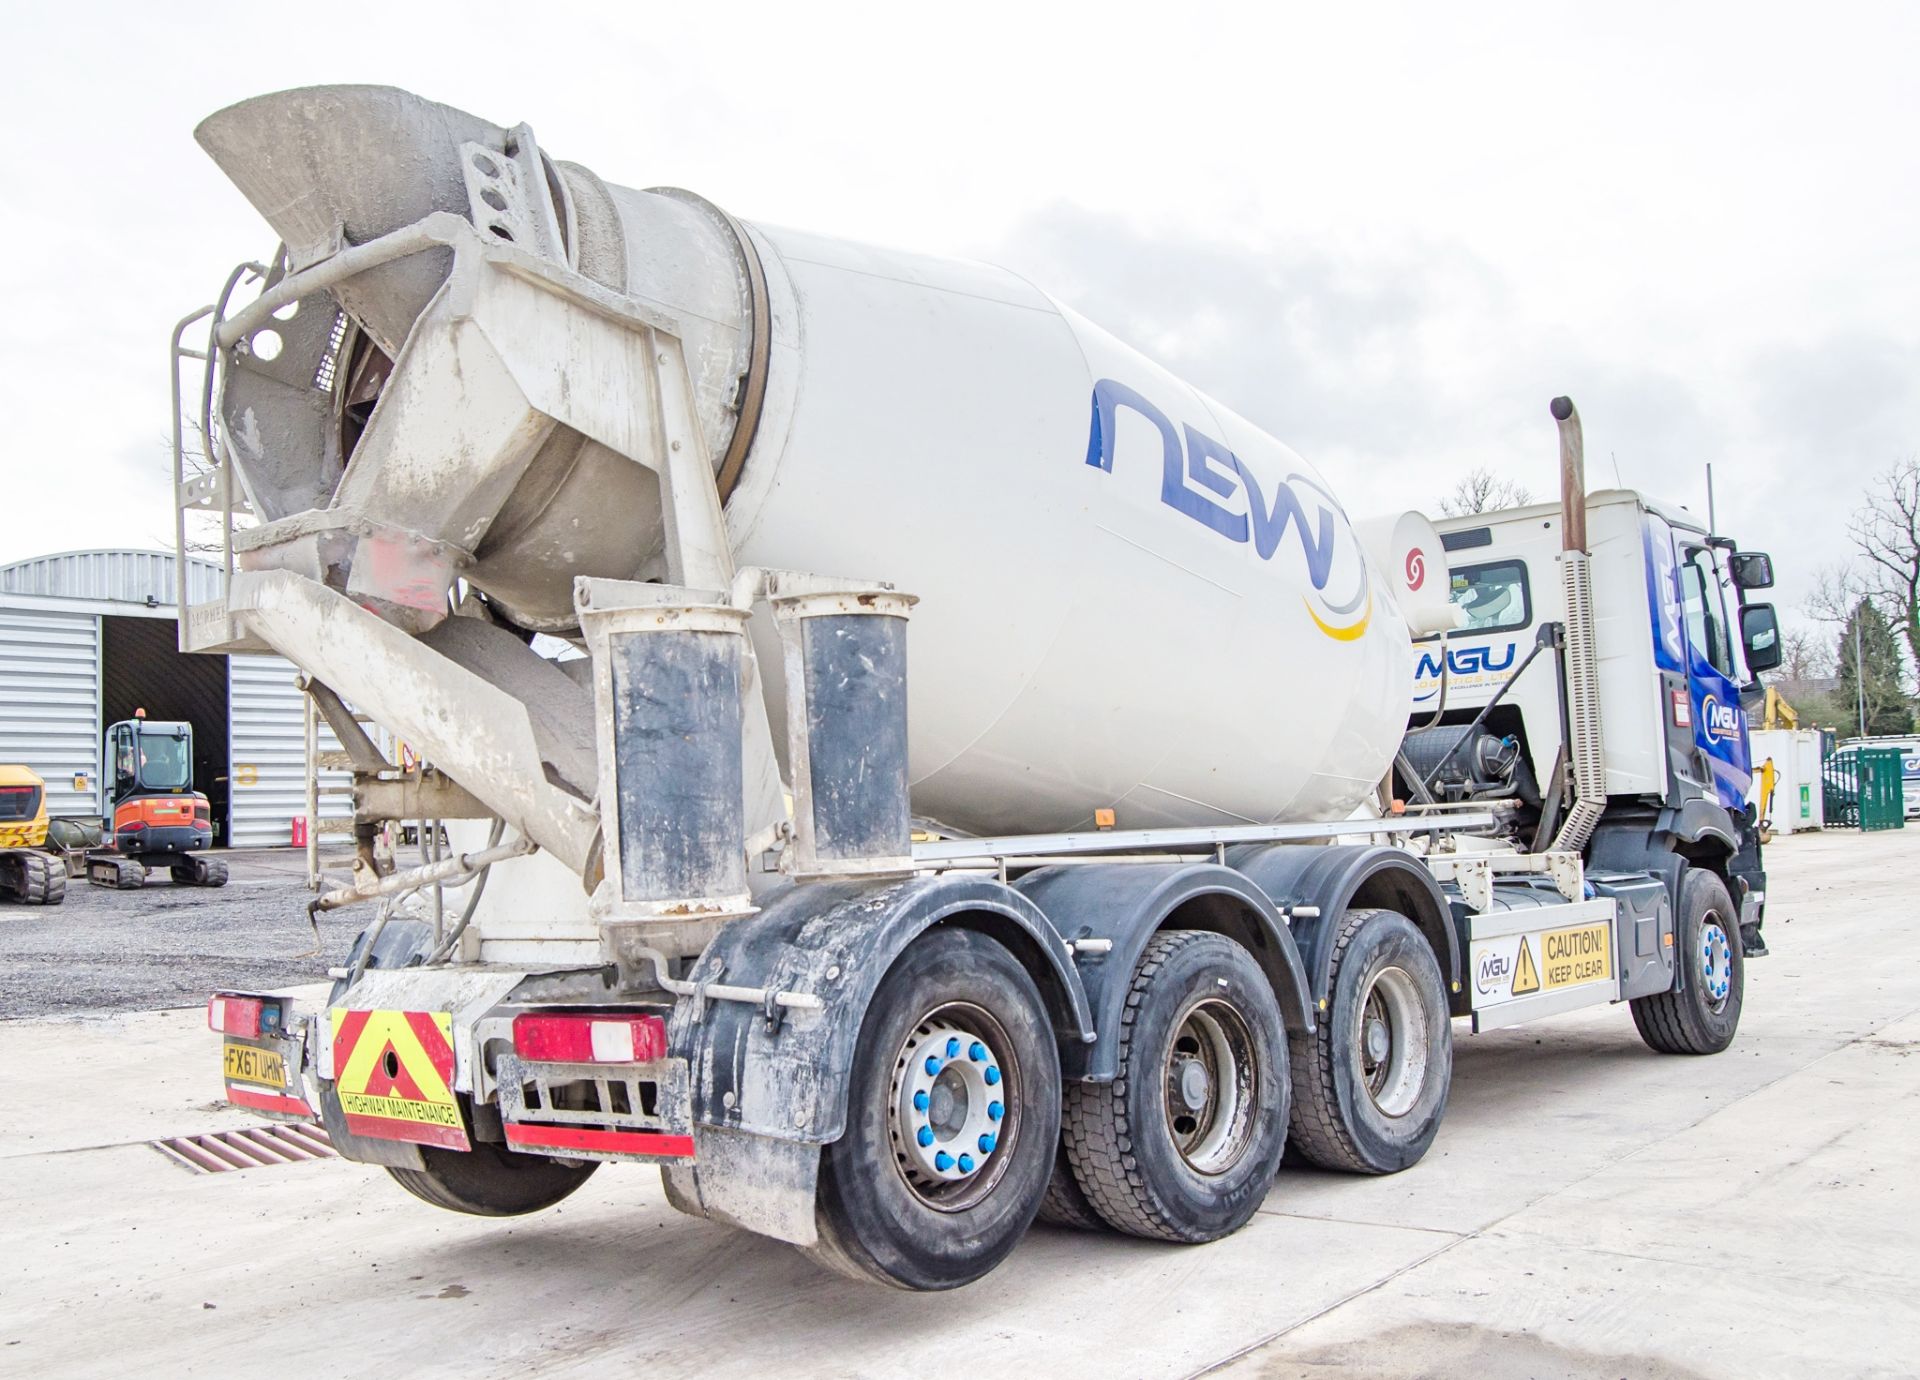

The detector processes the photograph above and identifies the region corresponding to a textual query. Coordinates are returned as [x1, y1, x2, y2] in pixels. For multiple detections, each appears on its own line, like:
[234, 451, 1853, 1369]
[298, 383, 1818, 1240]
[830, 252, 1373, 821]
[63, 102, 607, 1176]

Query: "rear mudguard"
[666, 873, 1094, 1145]
[1226, 844, 1463, 1017]
[1014, 862, 1315, 1081]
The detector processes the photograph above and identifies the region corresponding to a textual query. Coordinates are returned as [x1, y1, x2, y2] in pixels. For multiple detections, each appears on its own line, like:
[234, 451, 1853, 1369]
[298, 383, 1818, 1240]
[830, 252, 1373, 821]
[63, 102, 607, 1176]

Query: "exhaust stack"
[1549, 396, 1608, 854]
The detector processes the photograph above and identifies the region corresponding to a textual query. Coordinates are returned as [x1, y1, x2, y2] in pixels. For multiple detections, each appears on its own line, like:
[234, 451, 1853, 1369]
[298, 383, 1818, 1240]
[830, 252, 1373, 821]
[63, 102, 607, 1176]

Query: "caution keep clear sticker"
[1471, 922, 1613, 1007]
[329, 1009, 471, 1150]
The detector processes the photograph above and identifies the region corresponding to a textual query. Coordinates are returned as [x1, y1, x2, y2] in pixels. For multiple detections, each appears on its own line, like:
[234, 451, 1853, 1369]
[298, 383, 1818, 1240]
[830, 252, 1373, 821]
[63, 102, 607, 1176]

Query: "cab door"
[1675, 544, 1753, 810]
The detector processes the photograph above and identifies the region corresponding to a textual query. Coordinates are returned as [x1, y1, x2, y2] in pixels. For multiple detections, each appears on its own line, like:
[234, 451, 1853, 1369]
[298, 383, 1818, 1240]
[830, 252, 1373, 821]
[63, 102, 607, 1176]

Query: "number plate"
[223, 1041, 288, 1088]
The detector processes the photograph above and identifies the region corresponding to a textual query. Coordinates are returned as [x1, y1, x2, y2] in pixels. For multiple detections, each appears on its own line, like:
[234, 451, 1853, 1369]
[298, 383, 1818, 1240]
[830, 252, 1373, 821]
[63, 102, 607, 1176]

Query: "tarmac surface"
[2, 828, 1915, 1378]
[0, 847, 370, 1018]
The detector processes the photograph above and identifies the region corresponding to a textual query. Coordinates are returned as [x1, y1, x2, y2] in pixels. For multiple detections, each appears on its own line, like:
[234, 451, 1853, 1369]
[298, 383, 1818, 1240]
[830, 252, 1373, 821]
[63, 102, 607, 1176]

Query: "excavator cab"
[89, 715, 227, 890]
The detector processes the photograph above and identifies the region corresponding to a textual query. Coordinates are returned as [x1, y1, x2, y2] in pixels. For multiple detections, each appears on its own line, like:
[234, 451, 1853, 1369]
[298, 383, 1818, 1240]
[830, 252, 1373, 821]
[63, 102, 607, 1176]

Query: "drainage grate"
[151, 1122, 336, 1174]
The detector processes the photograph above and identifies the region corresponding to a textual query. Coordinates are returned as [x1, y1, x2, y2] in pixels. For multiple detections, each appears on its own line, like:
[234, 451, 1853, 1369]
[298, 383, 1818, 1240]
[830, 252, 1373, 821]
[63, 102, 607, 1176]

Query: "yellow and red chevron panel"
[330, 1009, 470, 1150]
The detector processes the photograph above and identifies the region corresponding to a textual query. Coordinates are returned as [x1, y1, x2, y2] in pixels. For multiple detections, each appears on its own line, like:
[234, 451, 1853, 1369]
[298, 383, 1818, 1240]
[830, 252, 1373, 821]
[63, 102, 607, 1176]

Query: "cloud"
[983, 204, 1709, 518]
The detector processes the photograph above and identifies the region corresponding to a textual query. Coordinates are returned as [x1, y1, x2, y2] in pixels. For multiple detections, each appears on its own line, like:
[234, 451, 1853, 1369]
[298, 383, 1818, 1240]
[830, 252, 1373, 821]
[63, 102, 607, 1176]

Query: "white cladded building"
[0, 549, 346, 847]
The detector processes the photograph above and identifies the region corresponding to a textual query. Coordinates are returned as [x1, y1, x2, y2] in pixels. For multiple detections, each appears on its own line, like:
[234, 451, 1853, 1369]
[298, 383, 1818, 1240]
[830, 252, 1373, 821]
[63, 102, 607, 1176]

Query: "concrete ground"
[1, 828, 1914, 1378]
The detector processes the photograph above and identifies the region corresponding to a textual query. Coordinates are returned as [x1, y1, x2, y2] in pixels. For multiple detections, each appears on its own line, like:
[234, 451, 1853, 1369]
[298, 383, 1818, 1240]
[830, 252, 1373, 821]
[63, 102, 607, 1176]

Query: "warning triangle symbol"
[361, 1040, 428, 1102]
[1511, 939, 1541, 996]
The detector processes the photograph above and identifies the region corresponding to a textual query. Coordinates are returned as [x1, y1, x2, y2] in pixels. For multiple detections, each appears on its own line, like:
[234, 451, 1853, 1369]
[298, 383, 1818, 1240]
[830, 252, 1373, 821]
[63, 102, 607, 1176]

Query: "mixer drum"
[201, 87, 1415, 836]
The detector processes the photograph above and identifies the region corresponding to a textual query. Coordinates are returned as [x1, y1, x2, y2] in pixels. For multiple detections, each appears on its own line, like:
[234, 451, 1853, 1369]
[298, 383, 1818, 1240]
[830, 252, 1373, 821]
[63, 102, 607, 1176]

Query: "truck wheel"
[1062, 931, 1288, 1242]
[1289, 908, 1451, 1174]
[1035, 1145, 1107, 1231]
[808, 926, 1060, 1290]
[387, 1142, 598, 1216]
[1631, 870, 1743, 1055]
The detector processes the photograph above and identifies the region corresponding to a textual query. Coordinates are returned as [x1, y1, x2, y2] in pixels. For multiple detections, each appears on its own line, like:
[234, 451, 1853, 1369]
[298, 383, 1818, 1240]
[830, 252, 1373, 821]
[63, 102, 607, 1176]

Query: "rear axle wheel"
[1288, 908, 1451, 1174]
[808, 926, 1059, 1290]
[1062, 931, 1289, 1243]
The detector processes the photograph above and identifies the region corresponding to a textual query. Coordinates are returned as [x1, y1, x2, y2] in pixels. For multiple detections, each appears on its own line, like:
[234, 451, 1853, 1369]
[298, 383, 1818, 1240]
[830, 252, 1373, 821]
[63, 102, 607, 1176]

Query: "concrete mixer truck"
[181, 86, 1779, 1291]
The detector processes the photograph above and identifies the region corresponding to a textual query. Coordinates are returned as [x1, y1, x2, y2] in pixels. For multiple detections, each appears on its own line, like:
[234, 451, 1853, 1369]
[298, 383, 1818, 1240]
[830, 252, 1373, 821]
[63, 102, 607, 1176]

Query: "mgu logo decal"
[1699, 695, 1741, 746]
[1085, 379, 1371, 640]
[1412, 643, 1515, 702]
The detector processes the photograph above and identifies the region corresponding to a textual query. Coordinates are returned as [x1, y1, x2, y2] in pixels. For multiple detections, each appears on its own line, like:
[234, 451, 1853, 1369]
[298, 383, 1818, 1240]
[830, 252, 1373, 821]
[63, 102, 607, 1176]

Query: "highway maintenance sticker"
[1471, 921, 1614, 1007]
[329, 1009, 470, 1150]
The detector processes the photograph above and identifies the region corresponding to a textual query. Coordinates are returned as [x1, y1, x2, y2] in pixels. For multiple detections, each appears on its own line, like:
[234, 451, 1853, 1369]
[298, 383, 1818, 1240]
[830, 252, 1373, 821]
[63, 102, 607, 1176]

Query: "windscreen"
[135, 730, 193, 792]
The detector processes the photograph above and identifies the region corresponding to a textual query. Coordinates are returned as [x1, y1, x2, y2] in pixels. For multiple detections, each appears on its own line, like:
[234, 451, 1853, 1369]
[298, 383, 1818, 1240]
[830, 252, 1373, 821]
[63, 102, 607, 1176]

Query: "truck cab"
[1408, 490, 1781, 952]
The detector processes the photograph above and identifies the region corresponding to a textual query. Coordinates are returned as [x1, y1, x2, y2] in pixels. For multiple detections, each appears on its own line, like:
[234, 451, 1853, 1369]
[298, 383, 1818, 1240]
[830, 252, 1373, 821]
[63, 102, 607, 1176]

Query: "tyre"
[808, 926, 1060, 1290]
[1035, 1144, 1107, 1231]
[1289, 908, 1451, 1174]
[1062, 931, 1289, 1242]
[1631, 869, 1743, 1055]
[387, 1140, 598, 1216]
[40, 858, 65, 905]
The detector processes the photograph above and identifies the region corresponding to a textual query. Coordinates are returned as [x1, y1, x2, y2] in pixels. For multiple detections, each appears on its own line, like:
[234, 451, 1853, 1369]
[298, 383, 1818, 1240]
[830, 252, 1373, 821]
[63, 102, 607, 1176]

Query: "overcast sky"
[7, 3, 1916, 638]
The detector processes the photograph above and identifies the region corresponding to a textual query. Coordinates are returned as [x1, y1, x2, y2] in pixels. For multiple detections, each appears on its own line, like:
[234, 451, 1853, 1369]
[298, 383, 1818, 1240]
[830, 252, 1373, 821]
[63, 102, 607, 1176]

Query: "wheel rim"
[1162, 997, 1260, 1176]
[1700, 919, 1733, 1010]
[887, 1002, 1017, 1212]
[1358, 965, 1430, 1118]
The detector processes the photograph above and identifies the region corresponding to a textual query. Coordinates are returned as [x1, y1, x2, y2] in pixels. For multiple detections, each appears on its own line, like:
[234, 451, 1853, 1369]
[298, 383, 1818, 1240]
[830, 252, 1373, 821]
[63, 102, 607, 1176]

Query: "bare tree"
[1774, 628, 1830, 684]
[1847, 457, 1920, 677]
[1803, 561, 1868, 626]
[1438, 466, 1532, 517]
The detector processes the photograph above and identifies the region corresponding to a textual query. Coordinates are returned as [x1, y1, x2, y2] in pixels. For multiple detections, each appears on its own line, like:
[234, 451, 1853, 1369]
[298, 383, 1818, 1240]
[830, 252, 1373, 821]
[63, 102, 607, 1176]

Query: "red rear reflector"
[208, 994, 264, 1039]
[1671, 689, 1692, 728]
[512, 1012, 669, 1064]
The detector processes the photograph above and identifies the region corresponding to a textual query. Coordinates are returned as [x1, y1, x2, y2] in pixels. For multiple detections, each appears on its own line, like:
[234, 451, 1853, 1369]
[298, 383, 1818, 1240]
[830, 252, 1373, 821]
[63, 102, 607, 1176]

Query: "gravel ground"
[0, 848, 367, 1018]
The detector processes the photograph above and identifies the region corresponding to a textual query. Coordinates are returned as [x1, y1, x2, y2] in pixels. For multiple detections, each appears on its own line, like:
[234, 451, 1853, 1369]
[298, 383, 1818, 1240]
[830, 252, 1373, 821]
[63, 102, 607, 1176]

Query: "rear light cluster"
[512, 1012, 669, 1064]
[208, 993, 287, 1039]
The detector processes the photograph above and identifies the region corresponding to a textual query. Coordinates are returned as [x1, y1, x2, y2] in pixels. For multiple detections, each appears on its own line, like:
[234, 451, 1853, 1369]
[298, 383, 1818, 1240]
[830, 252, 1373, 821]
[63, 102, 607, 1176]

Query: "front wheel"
[1288, 908, 1452, 1174]
[1631, 869, 1743, 1055]
[808, 926, 1060, 1290]
[387, 1140, 598, 1216]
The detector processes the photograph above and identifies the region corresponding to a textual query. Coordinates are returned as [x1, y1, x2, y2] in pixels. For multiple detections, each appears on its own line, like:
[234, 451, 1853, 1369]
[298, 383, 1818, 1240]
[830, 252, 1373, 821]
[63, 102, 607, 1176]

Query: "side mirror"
[1729, 551, 1774, 590]
[1741, 603, 1783, 673]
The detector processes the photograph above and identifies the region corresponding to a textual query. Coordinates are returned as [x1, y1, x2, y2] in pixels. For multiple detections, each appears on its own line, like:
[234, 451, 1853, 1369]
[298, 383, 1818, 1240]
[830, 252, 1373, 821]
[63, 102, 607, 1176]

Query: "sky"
[5, 2, 1917, 642]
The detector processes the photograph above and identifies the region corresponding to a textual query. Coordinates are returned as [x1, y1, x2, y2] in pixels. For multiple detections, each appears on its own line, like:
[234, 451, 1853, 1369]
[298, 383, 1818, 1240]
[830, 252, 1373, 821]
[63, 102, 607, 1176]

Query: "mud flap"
[661, 1127, 821, 1247]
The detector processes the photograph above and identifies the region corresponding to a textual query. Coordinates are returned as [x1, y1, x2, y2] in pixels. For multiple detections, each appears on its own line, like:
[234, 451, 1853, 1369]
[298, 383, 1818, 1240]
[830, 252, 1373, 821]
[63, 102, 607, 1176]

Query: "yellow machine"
[1763, 687, 1798, 731]
[0, 765, 67, 905]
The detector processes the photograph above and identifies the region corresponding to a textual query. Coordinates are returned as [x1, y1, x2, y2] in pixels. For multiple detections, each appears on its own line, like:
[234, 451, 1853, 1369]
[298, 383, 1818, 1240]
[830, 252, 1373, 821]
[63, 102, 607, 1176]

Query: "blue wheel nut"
[925, 1054, 941, 1075]
[946, 1037, 961, 1058]
[913, 1090, 929, 1112]
[978, 1133, 996, 1153]
[935, 1151, 955, 1172]
[984, 1066, 1001, 1086]
[988, 1100, 1004, 1121]
[917, 1126, 934, 1148]
[969, 1041, 987, 1062]
[958, 1154, 975, 1173]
